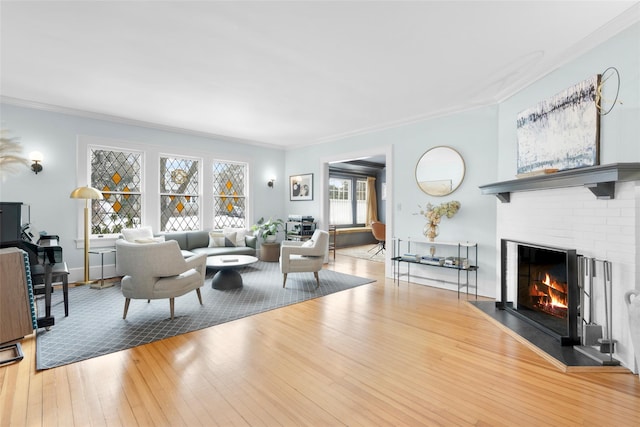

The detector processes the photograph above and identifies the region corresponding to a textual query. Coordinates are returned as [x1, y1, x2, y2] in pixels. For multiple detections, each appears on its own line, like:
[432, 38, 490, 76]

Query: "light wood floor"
[1, 255, 639, 426]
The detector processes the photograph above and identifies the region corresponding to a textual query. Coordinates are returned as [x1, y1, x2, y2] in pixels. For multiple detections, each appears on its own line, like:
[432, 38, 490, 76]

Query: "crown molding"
[495, 3, 640, 104]
[0, 96, 285, 151]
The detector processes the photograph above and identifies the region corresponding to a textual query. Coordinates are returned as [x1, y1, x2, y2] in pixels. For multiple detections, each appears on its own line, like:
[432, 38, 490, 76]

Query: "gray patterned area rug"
[337, 245, 385, 263]
[36, 261, 374, 370]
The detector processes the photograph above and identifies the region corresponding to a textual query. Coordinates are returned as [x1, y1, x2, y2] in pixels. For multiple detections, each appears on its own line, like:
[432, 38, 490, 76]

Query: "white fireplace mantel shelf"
[479, 163, 640, 203]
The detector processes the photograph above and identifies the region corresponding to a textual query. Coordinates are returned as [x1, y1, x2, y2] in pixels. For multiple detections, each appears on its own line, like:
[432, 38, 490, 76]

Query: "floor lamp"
[70, 186, 103, 285]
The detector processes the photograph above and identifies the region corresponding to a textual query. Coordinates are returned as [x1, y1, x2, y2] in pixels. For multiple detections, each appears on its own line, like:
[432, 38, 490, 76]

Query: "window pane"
[161, 195, 199, 231]
[90, 148, 142, 235]
[91, 150, 141, 192]
[213, 161, 246, 228]
[356, 179, 368, 224]
[329, 178, 352, 225]
[160, 157, 199, 194]
[92, 194, 141, 235]
[160, 156, 200, 231]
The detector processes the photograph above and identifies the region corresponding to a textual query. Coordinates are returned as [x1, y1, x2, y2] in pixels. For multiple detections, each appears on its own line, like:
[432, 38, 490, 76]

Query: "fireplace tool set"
[575, 256, 619, 365]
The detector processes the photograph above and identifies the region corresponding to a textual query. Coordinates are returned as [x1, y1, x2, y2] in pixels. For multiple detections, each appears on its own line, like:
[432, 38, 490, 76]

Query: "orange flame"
[542, 273, 567, 308]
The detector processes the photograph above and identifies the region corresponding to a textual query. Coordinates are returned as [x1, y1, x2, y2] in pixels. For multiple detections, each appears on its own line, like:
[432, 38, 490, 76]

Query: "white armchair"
[115, 239, 207, 320]
[279, 229, 329, 289]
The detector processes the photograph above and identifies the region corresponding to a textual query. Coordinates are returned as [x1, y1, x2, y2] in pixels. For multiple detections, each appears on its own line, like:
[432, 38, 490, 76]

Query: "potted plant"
[251, 217, 284, 243]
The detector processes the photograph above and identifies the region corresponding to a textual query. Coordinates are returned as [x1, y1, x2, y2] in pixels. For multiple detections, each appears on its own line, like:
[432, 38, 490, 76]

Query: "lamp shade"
[30, 151, 44, 162]
[70, 186, 104, 200]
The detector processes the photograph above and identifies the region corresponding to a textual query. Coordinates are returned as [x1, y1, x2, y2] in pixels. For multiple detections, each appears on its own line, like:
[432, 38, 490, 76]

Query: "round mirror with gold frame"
[415, 146, 465, 196]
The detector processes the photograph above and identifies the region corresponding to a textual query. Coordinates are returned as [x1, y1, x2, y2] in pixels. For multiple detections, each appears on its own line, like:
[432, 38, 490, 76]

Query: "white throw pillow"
[122, 226, 154, 242]
[224, 227, 247, 247]
[209, 231, 237, 247]
[302, 239, 315, 247]
[134, 236, 165, 244]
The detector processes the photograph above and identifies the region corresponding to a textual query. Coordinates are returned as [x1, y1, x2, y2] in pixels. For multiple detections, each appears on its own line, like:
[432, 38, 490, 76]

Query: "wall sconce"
[267, 178, 275, 188]
[30, 151, 43, 174]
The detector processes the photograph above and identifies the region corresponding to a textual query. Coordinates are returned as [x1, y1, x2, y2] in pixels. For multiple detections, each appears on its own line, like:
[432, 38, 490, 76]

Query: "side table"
[89, 248, 117, 289]
[260, 242, 281, 262]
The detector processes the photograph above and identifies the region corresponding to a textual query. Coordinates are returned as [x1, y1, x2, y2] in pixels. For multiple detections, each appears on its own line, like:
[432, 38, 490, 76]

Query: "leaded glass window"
[160, 156, 200, 231]
[90, 148, 142, 235]
[213, 161, 247, 228]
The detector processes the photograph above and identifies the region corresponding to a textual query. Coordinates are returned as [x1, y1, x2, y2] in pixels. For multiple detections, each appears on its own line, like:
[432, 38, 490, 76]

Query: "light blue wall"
[0, 104, 286, 276]
[498, 22, 640, 180]
[283, 22, 639, 298]
[286, 106, 499, 296]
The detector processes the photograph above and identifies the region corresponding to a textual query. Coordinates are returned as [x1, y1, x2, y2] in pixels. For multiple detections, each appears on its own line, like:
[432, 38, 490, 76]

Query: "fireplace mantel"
[479, 163, 640, 203]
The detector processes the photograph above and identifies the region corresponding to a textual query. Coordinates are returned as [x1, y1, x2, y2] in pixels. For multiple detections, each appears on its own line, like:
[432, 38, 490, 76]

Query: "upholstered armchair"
[279, 229, 329, 289]
[115, 239, 207, 320]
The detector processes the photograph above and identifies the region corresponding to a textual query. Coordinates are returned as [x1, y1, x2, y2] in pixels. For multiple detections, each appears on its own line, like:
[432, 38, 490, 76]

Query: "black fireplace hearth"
[499, 239, 580, 346]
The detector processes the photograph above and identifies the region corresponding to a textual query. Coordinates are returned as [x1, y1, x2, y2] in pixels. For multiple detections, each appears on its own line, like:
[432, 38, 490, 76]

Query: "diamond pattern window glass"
[213, 161, 247, 229]
[160, 156, 200, 231]
[90, 148, 142, 235]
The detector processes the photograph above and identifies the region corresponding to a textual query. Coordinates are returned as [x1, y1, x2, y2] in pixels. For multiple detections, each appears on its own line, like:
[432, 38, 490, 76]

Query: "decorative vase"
[423, 223, 439, 242]
[264, 234, 277, 243]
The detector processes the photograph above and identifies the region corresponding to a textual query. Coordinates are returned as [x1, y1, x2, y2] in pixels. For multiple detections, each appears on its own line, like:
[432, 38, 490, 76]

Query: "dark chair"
[369, 221, 386, 257]
[31, 262, 69, 318]
[328, 225, 337, 260]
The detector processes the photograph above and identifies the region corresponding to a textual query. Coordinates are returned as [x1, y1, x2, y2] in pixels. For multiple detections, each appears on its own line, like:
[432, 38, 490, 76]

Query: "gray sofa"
[158, 230, 257, 258]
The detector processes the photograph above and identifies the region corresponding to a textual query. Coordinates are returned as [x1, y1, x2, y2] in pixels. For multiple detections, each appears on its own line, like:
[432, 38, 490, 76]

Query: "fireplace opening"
[500, 240, 580, 346]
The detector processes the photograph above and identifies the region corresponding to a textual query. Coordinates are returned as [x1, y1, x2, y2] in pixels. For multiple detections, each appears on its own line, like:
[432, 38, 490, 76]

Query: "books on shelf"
[402, 253, 420, 262]
[443, 257, 470, 269]
[398, 254, 471, 269]
[420, 256, 444, 266]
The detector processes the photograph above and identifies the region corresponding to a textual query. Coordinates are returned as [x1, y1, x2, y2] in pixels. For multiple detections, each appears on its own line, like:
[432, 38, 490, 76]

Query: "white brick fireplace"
[494, 179, 640, 372]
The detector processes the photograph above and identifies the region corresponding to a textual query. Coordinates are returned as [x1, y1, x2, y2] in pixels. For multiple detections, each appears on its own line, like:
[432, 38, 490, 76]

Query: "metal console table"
[392, 237, 478, 298]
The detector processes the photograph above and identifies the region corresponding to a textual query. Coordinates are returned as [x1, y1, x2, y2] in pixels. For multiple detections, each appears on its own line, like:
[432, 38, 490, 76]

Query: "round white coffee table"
[207, 255, 258, 290]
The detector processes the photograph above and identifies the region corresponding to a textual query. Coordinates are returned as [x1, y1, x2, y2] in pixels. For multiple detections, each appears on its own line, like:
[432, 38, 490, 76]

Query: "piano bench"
[31, 262, 69, 317]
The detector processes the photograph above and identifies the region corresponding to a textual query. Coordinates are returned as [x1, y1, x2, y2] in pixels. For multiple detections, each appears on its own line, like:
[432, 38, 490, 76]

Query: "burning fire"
[541, 273, 568, 308]
[527, 273, 568, 318]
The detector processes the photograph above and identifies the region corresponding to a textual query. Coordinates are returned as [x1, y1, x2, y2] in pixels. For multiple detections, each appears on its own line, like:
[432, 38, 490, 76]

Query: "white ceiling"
[1, 1, 638, 149]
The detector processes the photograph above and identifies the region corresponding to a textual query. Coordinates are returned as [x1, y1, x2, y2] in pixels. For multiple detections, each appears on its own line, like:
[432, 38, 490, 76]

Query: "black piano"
[1, 202, 65, 328]
[1, 236, 64, 328]
[25, 237, 66, 328]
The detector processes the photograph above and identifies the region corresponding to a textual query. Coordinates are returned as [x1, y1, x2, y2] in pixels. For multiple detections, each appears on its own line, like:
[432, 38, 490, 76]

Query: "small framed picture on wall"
[289, 173, 313, 201]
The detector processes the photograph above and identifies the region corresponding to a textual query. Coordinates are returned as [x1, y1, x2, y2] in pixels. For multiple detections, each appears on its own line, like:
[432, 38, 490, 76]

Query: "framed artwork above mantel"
[516, 74, 601, 176]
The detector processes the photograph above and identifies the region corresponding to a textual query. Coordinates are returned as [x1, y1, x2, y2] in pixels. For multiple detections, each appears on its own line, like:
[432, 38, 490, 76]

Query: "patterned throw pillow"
[223, 228, 248, 247]
[208, 231, 237, 248]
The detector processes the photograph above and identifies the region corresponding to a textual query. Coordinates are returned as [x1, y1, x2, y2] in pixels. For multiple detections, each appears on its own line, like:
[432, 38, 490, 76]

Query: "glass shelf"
[392, 238, 478, 298]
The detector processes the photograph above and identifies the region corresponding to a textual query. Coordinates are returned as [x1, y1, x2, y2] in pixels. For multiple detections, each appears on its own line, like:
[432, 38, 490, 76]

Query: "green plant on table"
[251, 217, 284, 240]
